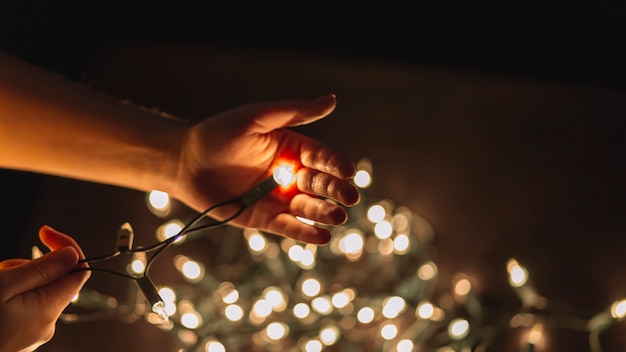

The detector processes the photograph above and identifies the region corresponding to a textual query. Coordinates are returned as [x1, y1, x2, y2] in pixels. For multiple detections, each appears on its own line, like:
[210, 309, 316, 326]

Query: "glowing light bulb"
[181, 311, 202, 329]
[374, 220, 393, 239]
[147, 190, 170, 216]
[311, 296, 333, 315]
[353, 169, 372, 188]
[293, 303, 310, 318]
[305, 339, 323, 352]
[357, 307, 375, 323]
[225, 304, 244, 321]
[448, 318, 470, 340]
[320, 325, 340, 345]
[380, 323, 398, 340]
[205, 341, 225, 352]
[182, 261, 203, 280]
[382, 296, 406, 319]
[416, 302, 434, 319]
[507, 259, 529, 287]
[302, 278, 321, 297]
[152, 301, 169, 322]
[393, 234, 410, 254]
[158, 287, 176, 302]
[266, 322, 288, 340]
[397, 339, 414, 352]
[417, 261, 438, 281]
[331, 292, 350, 309]
[340, 231, 364, 254]
[273, 164, 296, 187]
[611, 299, 626, 319]
[367, 205, 386, 223]
[454, 277, 472, 296]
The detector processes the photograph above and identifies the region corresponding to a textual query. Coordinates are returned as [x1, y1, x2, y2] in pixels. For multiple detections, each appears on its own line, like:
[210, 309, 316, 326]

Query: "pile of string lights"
[46, 158, 626, 351]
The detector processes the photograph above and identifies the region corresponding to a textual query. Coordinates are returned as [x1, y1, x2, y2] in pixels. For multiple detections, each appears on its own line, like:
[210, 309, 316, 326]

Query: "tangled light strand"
[57, 158, 626, 352]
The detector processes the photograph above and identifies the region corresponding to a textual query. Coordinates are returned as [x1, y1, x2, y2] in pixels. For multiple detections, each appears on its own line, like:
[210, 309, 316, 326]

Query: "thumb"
[247, 94, 337, 133]
[0, 246, 79, 302]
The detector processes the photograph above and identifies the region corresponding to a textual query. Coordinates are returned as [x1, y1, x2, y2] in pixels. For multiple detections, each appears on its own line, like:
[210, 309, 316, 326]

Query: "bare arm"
[0, 52, 186, 192]
[0, 52, 359, 244]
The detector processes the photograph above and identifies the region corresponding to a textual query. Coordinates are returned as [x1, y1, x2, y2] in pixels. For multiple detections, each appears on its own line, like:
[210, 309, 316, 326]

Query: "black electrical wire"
[72, 195, 248, 278]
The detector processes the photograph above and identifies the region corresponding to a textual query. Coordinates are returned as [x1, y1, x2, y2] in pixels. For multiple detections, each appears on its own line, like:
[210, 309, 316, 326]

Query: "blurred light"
[289, 245, 304, 261]
[527, 323, 543, 345]
[354, 170, 372, 188]
[418, 261, 438, 281]
[611, 299, 626, 319]
[156, 220, 185, 244]
[293, 303, 311, 318]
[205, 341, 225, 352]
[305, 339, 323, 352]
[299, 248, 316, 269]
[393, 234, 410, 254]
[31, 245, 43, 259]
[302, 278, 322, 297]
[340, 231, 364, 255]
[159, 287, 176, 302]
[448, 319, 469, 340]
[265, 287, 287, 312]
[380, 323, 398, 340]
[382, 296, 406, 319]
[367, 205, 386, 223]
[181, 311, 202, 329]
[416, 302, 434, 319]
[397, 339, 414, 352]
[266, 322, 288, 340]
[357, 307, 375, 323]
[374, 220, 393, 239]
[320, 325, 340, 345]
[312, 296, 333, 315]
[131, 259, 145, 274]
[378, 238, 394, 255]
[332, 292, 350, 309]
[507, 259, 529, 287]
[253, 299, 273, 318]
[247, 232, 267, 252]
[219, 282, 239, 304]
[454, 278, 472, 296]
[164, 301, 176, 316]
[147, 190, 171, 216]
[225, 304, 243, 321]
[181, 261, 203, 280]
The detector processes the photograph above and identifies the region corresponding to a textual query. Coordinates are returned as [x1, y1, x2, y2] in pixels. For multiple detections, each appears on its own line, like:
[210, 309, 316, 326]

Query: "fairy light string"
[52, 158, 625, 351]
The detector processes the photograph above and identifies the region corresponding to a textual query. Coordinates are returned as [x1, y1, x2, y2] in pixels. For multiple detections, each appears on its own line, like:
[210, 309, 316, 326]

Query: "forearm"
[0, 53, 187, 192]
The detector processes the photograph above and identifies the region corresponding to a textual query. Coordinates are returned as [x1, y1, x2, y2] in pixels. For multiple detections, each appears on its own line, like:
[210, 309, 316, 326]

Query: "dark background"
[1, 2, 625, 351]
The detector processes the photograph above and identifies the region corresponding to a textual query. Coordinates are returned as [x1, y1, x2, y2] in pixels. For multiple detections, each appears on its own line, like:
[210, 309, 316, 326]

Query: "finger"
[247, 94, 337, 133]
[0, 247, 78, 301]
[39, 225, 86, 259]
[289, 193, 348, 226]
[267, 213, 333, 245]
[18, 266, 89, 323]
[0, 258, 29, 269]
[281, 132, 356, 180]
[297, 168, 360, 206]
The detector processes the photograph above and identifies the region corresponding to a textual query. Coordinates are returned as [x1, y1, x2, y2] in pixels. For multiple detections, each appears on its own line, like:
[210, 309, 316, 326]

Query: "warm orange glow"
[271, 157, 299, 197]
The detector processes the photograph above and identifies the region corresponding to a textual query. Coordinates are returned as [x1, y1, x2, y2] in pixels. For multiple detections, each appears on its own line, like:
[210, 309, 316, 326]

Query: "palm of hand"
[171, 96, 360, 244]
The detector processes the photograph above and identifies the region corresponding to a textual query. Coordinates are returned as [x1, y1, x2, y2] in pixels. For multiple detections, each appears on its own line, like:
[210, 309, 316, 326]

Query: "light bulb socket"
[136, 275, 163, 307]
[116, 222, 134, 251]
[241, 175, 278, 205]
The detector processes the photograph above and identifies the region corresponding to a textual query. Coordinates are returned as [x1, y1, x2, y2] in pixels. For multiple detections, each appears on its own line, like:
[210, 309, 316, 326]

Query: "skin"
[0, 52, 360, 349]
[0, 226, 90, 352]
